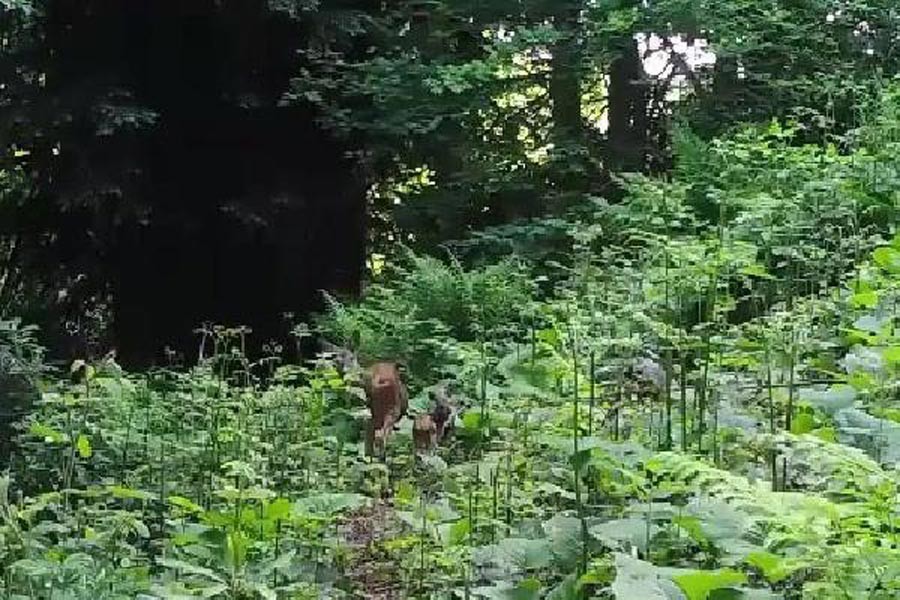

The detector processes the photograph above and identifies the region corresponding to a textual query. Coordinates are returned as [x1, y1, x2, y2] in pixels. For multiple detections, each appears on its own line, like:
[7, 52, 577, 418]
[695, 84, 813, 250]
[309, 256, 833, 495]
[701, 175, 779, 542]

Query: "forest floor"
[341, 499, 404, 599]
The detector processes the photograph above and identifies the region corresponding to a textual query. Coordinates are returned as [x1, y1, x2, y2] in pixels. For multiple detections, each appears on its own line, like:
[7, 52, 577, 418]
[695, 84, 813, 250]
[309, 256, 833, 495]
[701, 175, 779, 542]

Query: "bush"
[0, 319, 45, 468]
[317, 250, 535, 384]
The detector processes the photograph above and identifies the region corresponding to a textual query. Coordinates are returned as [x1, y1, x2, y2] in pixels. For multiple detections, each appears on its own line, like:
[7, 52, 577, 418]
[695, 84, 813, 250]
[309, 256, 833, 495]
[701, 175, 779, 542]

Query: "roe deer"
[365, 362, 408, 457]
[412, 413, 437, 453]
[429, 382, 458, 443]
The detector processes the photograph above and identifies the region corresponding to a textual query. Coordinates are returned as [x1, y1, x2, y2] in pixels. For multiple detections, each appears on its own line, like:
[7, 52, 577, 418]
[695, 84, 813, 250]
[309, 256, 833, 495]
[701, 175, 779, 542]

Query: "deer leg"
[365, 418, 376, 457]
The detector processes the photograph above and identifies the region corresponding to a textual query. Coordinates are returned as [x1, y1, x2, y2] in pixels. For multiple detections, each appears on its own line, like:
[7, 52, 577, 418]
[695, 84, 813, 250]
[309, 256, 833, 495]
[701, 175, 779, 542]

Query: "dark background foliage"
[2, 1, 365, 366]
[1, 0, 898, 365]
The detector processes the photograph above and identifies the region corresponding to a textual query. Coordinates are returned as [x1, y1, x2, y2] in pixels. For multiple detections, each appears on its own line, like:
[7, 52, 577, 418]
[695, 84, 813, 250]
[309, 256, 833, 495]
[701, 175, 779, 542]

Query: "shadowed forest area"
[3, 1, 900, 598]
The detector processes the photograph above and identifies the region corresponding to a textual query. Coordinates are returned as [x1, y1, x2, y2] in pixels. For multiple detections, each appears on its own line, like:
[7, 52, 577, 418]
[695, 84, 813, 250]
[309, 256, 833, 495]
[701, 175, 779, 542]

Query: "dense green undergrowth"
[6, 87, 900, 599]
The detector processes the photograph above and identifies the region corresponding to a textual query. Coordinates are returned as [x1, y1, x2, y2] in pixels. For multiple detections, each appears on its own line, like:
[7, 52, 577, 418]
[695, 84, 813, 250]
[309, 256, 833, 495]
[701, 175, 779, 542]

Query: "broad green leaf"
[673, 515, 708, 545]
[850, 290, 878, 308]
[543, 515, 585, 570]
[874, 247, 900, 274]
[156, 557, 225, 582]
[744, 551, 796, 584]
[168, 495, 204, 514]
[294, 492, 367, 515]
[883, 346, 900, 366]
[473, 538, 553, 573]
[812, 427, 838, 442]
[498, 538, 554, 570]
[536, 328, 560, 347]
[740, 264, 774, 279]
[462, 411, 485, 431]
[10, 559, 51, 577]
[76, 434, 92, 458]
[790, 413, 815, 435]
[672, 568, 747, 600]
[170, 531, 201, 546]
[610, 553, 669, 600]
[264, 497, 293, 521]
[29, 422, 65, 444]
[890, 232, 900, 250]
[801, 386, 856, 415]
[108, 485, 156, 501]
[395, 481, 417, 507]
[449, 518, 471, 545]
[852, 314, 889, 334]
[590, 518, 659, 554]
[848, 371, 875, 391]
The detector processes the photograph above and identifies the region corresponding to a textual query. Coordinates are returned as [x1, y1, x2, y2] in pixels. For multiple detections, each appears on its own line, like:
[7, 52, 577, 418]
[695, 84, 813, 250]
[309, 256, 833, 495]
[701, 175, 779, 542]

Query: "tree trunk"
[548, 2, 587, 198]
[607, 36, 648, 172]
[550, 7, 583, 142]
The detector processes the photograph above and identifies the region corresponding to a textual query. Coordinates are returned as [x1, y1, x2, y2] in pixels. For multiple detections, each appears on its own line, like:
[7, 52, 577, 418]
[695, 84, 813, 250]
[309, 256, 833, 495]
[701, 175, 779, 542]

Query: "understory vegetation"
[5, 2, 900, 599]
[6, 85, 900, 598]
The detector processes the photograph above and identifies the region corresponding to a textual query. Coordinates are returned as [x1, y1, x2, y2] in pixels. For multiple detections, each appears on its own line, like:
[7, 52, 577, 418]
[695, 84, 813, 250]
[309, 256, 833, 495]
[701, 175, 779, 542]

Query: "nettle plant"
[2, 335, 386, 598]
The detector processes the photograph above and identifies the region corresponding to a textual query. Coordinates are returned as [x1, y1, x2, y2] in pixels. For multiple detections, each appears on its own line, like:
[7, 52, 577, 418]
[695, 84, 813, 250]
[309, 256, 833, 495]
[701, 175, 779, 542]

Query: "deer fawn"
[413, 414, 437, 453]
[412, 383, 459, 454]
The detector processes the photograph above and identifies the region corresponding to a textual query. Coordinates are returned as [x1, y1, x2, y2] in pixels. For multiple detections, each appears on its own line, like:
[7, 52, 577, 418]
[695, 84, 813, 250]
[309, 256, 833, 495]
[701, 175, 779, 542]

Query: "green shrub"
[317, 250, 535, 384]
[0, 319, 44, 468]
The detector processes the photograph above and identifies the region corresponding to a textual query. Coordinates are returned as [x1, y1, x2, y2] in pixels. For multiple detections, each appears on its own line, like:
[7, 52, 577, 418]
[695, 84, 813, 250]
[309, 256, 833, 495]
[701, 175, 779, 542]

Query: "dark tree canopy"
[2, 1, 366, 365]
[2, 0, 898, 364]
